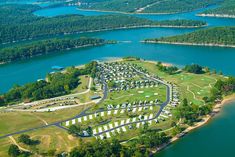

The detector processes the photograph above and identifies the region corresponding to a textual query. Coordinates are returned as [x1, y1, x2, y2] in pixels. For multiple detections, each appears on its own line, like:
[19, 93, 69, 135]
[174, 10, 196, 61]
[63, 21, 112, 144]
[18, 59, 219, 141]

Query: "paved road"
[94, 67, 172, 136]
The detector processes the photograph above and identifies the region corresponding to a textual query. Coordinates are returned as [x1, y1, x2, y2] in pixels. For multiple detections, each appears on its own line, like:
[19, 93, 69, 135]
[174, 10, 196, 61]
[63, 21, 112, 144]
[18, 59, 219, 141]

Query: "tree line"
[0, 37, 106, 64]
[68, 131, 169, 157]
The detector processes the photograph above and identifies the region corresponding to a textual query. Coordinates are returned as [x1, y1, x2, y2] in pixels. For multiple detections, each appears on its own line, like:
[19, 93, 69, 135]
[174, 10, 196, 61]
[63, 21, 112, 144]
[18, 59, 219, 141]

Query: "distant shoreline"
[0, 43, 105, 65]
[77, 8, 180, 15]
[143, 41, 235, 48]
[1, 24, 205, 45]
[197, 13, 235, 19]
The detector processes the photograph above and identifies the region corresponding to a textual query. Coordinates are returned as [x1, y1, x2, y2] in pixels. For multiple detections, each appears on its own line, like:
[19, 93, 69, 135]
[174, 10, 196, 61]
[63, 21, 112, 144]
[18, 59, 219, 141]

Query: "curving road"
[93, 67, 172, 136]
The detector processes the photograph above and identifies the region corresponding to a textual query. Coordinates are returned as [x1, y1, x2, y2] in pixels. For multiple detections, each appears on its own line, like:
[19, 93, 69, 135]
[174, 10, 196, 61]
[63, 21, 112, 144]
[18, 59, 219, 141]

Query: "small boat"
[51, 66, 64, 70]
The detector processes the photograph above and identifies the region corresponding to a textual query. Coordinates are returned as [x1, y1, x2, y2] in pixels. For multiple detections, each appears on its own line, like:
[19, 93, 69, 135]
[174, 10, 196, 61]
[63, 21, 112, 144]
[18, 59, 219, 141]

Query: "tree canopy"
[0, 37, 106, 64]
[79, 0, 221, 14]
[145, 27, 235, 46]
[184, 64, 204, 74]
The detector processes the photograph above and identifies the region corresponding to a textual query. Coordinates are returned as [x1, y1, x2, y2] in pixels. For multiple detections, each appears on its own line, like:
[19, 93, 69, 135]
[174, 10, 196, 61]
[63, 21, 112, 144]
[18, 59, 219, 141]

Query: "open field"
[72, 75, 90, 93]
[12, 126, 92, 155]
[95, 85, 167, 110]
[0, 138, 12, 156]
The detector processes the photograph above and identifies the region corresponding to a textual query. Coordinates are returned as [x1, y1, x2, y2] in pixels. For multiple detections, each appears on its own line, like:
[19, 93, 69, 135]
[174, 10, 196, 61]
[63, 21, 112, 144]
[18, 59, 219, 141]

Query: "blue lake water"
[0, 5, 235, 93]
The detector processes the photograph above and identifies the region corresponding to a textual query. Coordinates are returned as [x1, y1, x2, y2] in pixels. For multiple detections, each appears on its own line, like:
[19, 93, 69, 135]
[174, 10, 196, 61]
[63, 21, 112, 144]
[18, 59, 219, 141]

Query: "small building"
[90, 95, 101, 100]
[52, 66, 64, 70]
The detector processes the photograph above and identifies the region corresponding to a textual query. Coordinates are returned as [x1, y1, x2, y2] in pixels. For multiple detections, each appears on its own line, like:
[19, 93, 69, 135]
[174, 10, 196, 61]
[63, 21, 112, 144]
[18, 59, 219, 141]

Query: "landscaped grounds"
[0, 58, 225, 155]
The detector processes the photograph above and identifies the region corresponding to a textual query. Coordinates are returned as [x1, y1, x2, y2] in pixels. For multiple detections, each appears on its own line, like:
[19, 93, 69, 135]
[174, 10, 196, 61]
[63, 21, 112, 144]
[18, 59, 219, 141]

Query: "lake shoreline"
[197, 13, 235, 19]
[0, 43, 106, 66]
[153, 94, 235, 154]
[143, 41, 235, 48]
[77, 8, 181, 15]
[1, 24, 205, 46]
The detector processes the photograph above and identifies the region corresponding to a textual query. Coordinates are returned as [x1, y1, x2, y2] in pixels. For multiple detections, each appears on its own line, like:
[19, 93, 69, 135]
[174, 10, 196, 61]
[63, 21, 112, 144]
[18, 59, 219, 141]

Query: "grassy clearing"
[72, 75, 90, 93]
[94, 85, 167, 111]
[0, 112, 45, 137]
[0, 138, 12, 156]
[12, 126, 94, 155]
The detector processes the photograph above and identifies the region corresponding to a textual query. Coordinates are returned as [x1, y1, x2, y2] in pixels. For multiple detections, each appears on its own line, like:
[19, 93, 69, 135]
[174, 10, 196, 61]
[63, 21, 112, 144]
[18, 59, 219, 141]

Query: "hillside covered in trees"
[0, 38, 107, 64]
[79, 0, 222, 14]
[0, 4, 207, 44]
[199, 0, 235, 17]
[144, 27, 235, 47]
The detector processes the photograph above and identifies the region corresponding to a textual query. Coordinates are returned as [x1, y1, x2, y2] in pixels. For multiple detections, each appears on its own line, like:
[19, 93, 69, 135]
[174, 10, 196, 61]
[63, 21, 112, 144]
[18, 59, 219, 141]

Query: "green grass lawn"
[0, 138, 12, 156]
[0, 104, 92, 137]
[72, 75, 90, 93]
[96, 85, 167, 110]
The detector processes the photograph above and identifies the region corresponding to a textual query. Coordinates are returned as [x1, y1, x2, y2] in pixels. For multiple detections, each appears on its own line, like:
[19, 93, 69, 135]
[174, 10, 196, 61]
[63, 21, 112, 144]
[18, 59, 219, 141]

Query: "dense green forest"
[0, 61, 98, 106]
[80, 0, 157, 12]
[0, 14, 151, 44]
[142, 0, 222, 14]
[200, 0, 235, 16]
[79, 0, 222, 13]
[0, 4, 207, 44]
[145, 27, 235, 46]
[0, 38, 106, 64]
[0, 4, 41, 25]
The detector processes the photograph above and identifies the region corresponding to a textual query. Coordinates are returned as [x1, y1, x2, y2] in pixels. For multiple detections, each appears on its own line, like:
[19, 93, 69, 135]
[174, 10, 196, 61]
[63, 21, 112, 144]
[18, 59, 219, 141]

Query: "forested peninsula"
[0, 4, 207, 44]
[0, 38, 107, 64]
[144, 27, 235, 48]
[0, 61, 98, 106]
[198, 0, 235, 18]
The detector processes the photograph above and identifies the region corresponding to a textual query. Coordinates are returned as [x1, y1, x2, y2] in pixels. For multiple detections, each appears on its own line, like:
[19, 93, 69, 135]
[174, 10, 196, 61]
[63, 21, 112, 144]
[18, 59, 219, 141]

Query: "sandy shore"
[144, 41, 235, 48]
[154, 94, 235, 153]
[145, 60, 172, 67]
[197, 13, 235, 19]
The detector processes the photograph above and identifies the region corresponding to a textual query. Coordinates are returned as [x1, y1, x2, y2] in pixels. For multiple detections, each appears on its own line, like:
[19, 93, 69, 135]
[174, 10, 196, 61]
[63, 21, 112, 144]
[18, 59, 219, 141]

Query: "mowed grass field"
[0, 126, 94, 156]
[72, 75, 90, 93]
[0, 138, 12, 156]
[94, 85, 167, 111]
[13, 126, 92, 155]
[128, 60, 225, 105]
